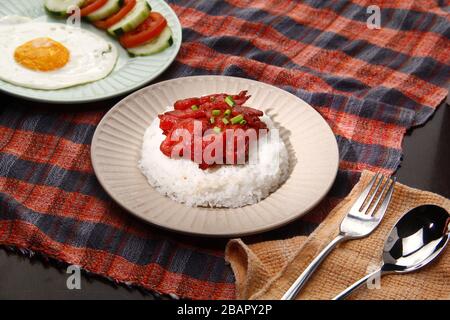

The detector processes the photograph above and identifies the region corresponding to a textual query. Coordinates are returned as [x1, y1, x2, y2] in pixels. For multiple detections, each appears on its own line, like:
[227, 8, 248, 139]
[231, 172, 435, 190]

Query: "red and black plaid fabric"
[0, 0, 449, 299]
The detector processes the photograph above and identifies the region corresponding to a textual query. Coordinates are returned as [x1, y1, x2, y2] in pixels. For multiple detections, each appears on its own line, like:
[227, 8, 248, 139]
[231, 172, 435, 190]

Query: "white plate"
[0, 0, 182, 103]
[91, 76, 339, 237]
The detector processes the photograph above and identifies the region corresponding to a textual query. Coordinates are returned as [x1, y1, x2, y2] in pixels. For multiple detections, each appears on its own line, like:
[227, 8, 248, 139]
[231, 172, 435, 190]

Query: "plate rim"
[91, 75, 340, 237]
[0, 0, 182, 104]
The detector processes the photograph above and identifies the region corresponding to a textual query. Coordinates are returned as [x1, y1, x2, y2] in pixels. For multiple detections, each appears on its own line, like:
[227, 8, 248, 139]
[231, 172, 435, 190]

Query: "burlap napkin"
[225, 171, 450, 300]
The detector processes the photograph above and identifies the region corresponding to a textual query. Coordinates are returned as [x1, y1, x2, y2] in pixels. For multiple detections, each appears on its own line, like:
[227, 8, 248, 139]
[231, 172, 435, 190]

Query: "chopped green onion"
[213, 126, 221, 133]
[210, 117, 215, 124]
[225, 96, 235, 107]
[212, 109, 221, 116]
[191, 105, 199, 111]
[230, 114, 244, 124]
[222, 118, 230, 125]
[224, 109, 231, 117]
[240, 120, 247, 125]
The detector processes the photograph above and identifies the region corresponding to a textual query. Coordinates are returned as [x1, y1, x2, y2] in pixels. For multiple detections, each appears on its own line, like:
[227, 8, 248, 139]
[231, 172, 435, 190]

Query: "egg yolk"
[14, 37, 70, 72]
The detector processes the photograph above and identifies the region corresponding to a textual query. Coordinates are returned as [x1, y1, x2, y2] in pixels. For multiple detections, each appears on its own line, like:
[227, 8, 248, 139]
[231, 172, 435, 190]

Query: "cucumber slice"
[87, 0, 123, 21]
[107, 0, 151, 37]
[127, 26, 173, 56]
[44, 0, 86, 16]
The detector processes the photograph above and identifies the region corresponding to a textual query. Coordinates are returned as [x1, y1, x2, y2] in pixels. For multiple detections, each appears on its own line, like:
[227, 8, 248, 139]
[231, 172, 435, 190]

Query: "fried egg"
[0, 17, 118, 90]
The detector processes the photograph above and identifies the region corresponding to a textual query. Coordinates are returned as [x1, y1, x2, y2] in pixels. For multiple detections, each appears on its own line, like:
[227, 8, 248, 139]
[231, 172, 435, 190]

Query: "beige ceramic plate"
[91, 76, 339, 237]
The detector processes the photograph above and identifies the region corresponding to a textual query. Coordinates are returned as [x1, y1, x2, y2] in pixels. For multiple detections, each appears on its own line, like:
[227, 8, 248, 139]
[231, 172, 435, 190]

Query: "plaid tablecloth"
[0, 0, 449, 299]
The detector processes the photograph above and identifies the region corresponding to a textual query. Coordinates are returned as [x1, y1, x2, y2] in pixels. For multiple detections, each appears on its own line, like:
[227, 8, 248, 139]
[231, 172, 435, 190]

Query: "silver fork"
[281, 173, 396, 300]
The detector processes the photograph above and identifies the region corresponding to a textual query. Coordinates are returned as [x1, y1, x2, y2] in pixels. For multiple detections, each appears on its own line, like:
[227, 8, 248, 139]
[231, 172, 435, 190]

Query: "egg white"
[0, 18, 118, 90]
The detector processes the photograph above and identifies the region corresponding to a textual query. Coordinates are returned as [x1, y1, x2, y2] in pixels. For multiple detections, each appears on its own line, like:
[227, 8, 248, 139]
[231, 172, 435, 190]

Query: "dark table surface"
[0, 98, 448, 300]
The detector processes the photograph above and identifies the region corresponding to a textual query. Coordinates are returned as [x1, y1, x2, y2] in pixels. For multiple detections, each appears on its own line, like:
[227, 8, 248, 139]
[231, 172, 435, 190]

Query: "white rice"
[138, 114, 289, 208]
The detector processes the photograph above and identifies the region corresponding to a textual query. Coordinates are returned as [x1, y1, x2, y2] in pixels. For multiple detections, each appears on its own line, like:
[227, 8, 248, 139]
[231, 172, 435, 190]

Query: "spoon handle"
[281, 234, 346, 300]
[332, 268, 382, 300]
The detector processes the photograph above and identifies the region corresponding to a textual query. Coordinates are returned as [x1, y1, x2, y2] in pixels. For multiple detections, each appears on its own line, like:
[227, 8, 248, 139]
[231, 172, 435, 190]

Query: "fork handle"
[281, 234, 346, 300]
[332, 268, 382, 300]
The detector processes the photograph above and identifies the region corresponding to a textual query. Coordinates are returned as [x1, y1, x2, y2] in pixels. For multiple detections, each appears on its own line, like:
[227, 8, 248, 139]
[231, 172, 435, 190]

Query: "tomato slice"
[119, 12, 167, 48]
[93, 0, 136, 29]
[80, 0, 108, 16]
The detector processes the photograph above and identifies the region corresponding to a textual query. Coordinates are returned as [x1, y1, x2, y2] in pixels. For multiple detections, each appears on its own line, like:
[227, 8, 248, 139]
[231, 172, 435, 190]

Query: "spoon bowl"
[334, 204, 449, 299]
[382, 205, 449, 273]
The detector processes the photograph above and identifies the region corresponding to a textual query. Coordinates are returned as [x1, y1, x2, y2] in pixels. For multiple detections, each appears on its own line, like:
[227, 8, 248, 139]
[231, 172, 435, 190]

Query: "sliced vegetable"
[107, 0, 151, 36]
[210, 117, 215, 124]
[231, 115, 244, 124]
[126, 26, 173, 56]
[224, 109, 231, 116]
[225, 95, 236, 107]
[93, 0, 136, 29]
[44, 0, 86, 16]
[191, 105, 199, 111]
[240, 120, 247, 125]
[44, 0, 173, 56]
[87, 0, 123, 21]
[213, 127, 221, 134]
[211, 110, 221, 116]
[80, 0, 108, 16]
[222, 118, 230, 125]
[119, 12, 167, 48]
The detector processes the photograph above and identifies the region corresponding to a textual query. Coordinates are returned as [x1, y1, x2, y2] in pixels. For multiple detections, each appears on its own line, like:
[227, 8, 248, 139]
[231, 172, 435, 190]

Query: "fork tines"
[355, 173, 396, 217]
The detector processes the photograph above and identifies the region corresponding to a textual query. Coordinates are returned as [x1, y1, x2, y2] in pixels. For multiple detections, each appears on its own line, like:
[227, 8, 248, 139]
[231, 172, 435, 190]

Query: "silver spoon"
[333, 204, 449, 300]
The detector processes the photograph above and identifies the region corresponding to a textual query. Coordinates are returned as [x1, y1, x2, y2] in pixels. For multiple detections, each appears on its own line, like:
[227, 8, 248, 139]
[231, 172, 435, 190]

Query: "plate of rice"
[91, 75, 339, 237]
